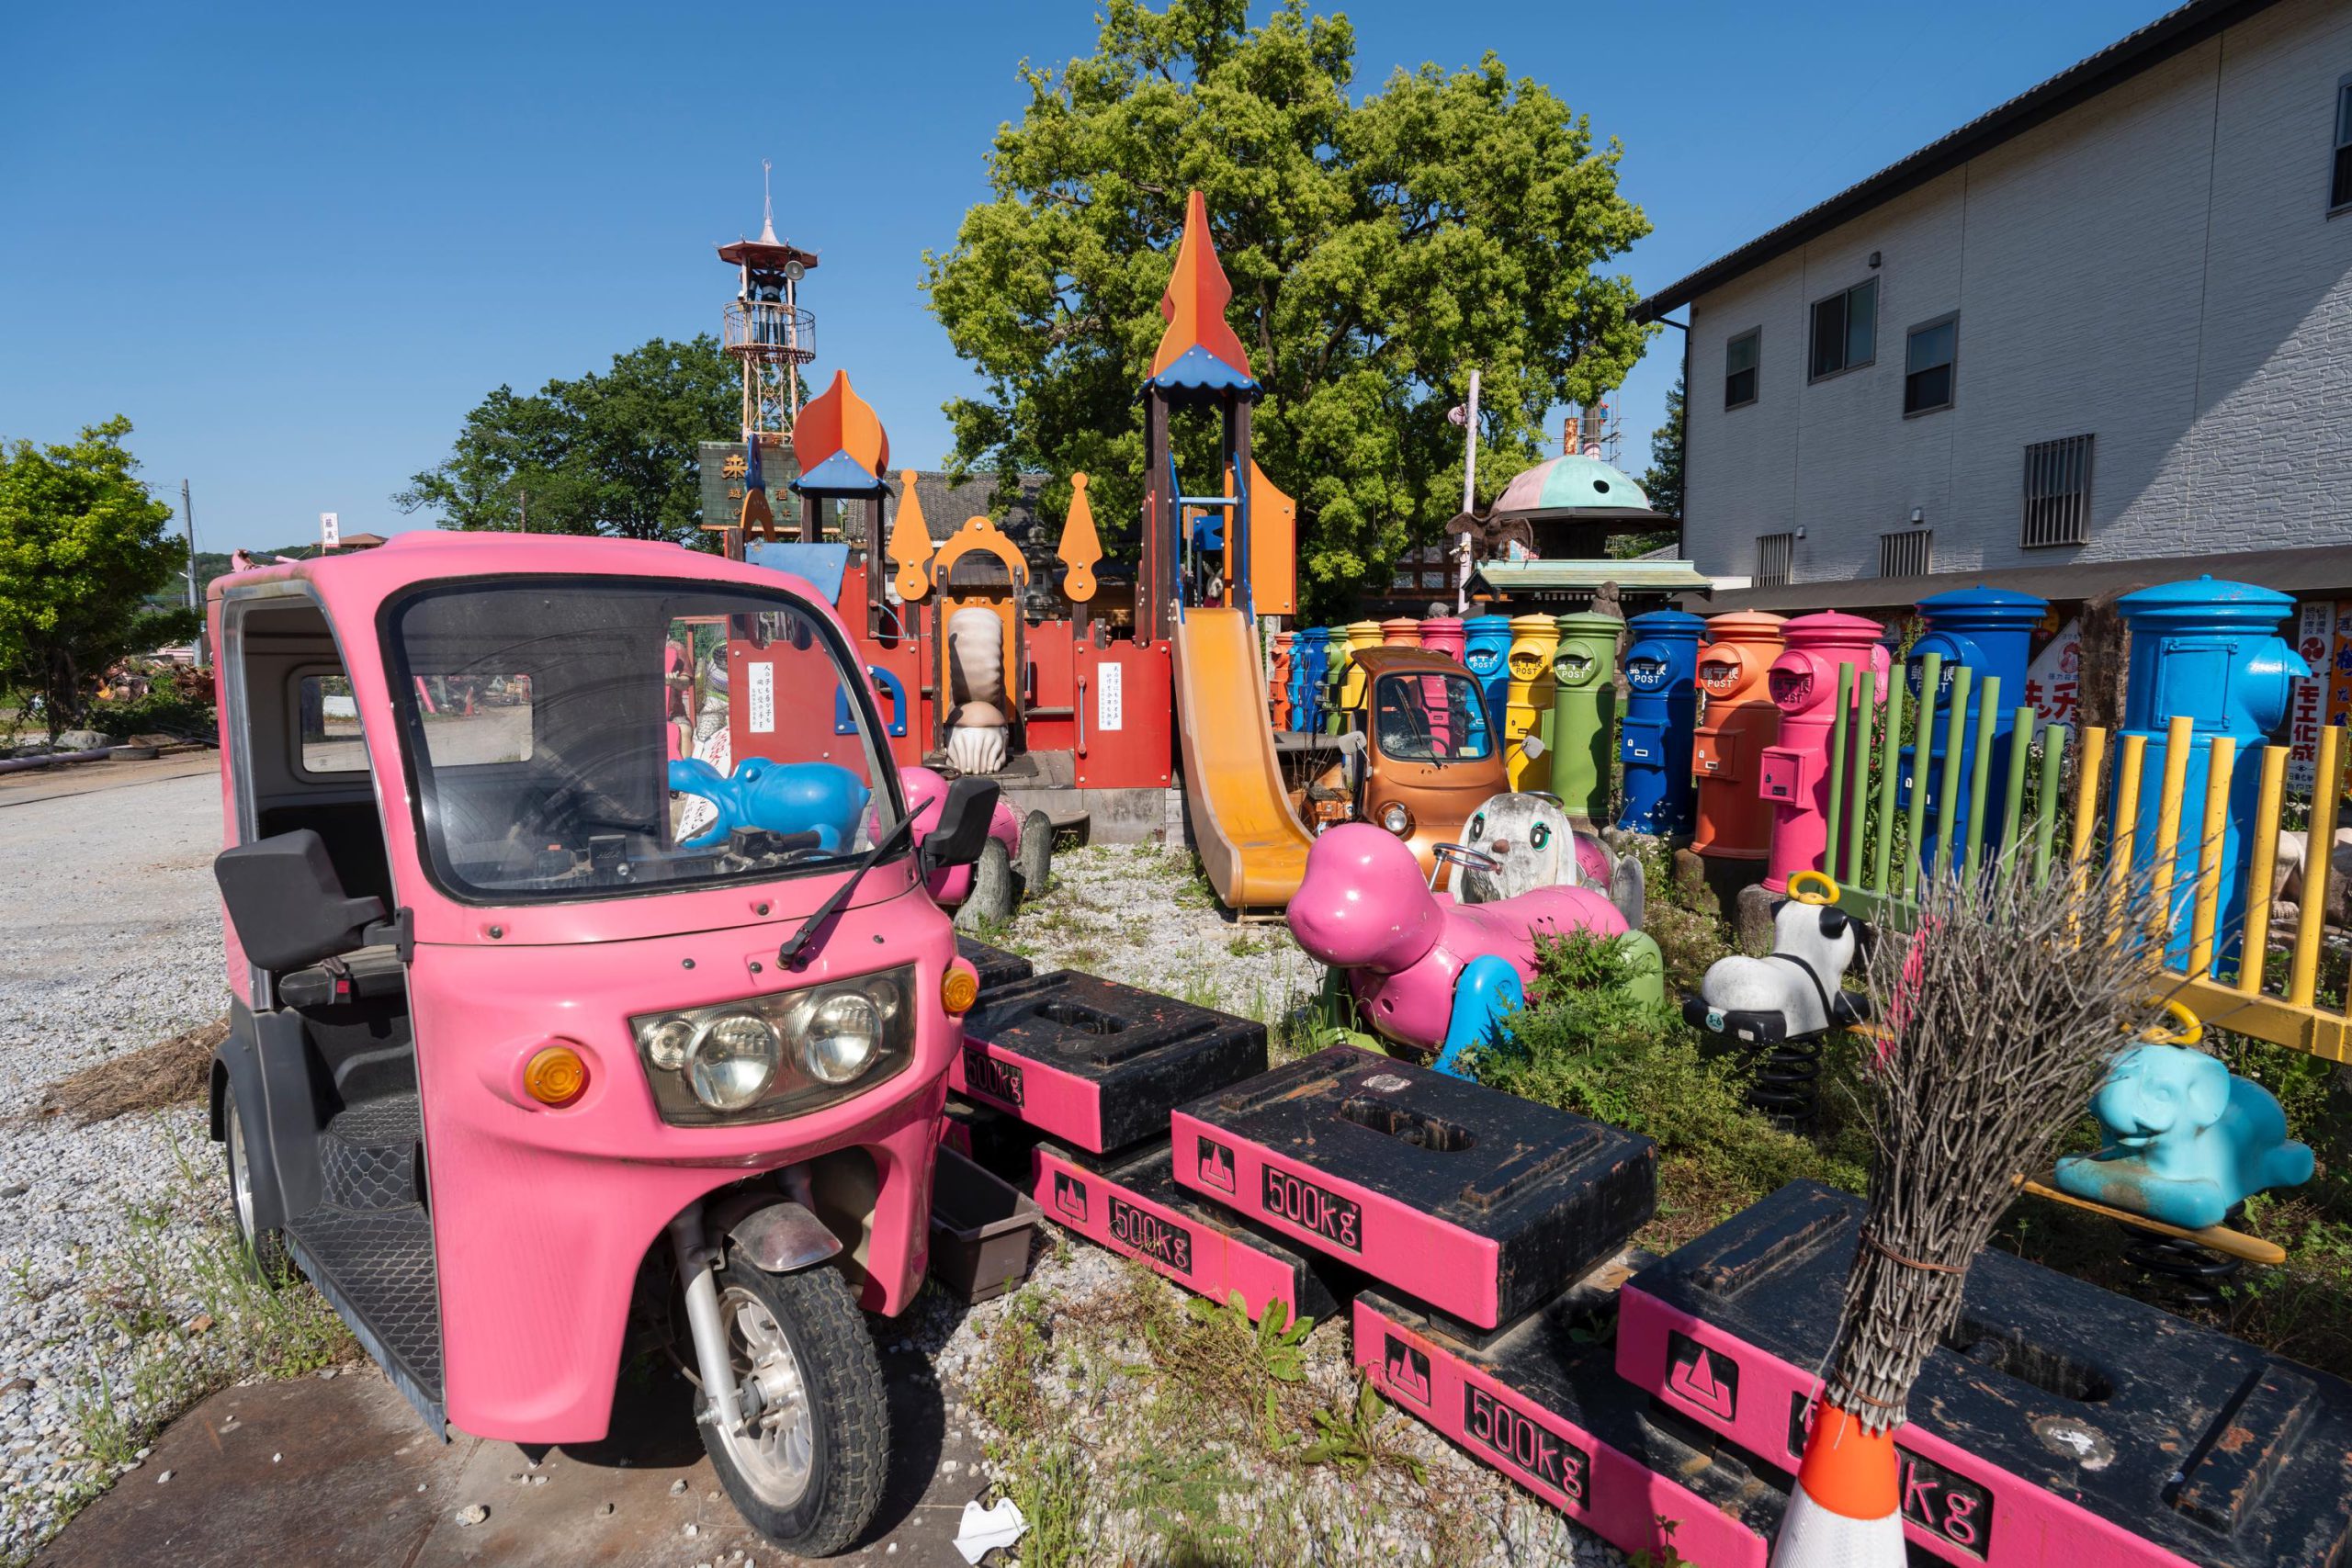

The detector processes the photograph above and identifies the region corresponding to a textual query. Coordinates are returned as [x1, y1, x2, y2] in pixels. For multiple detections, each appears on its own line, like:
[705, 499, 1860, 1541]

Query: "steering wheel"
[2143, 998, 2203, 1047]
[1787, 869, 1841, 907]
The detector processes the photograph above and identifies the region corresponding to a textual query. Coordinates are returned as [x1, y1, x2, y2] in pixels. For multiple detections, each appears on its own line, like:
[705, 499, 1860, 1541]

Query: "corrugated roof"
[1475, 558, 1714, 592]
[1634, 0, 2278, 321]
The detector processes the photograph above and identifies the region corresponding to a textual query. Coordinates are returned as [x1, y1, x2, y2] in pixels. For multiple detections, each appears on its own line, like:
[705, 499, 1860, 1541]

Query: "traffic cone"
[1770, 1399, 1903, 1566]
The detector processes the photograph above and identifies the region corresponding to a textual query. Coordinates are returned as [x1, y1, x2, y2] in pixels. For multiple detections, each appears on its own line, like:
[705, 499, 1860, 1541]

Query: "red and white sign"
[2021, 619, 2082, 728]
[2288, 601, 2335, 791]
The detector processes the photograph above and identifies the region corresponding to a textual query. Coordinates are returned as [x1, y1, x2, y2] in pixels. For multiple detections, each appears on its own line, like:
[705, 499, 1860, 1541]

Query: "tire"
[1015, 809, 1054, 897]
[954, 839, 1016, 930]
[221, 1081, 290, 1283]
[697, 1255, 888, 1559]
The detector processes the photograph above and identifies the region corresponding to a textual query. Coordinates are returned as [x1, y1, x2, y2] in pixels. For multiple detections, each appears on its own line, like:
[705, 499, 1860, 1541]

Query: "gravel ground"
[0, 769, 237, 1561]
[0, 776, 1614, 1565]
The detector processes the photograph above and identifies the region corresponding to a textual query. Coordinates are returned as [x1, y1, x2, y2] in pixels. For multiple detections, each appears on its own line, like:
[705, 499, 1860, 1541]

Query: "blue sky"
[1, 0, 2171, 553]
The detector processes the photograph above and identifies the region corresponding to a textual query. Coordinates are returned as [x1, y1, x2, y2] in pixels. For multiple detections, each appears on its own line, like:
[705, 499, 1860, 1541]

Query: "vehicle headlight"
[629, 964, 918, 1126]
[1380, 803, 1412, 835]
[688, 1014, 780, 1110]
[803, 992, 882, 1084]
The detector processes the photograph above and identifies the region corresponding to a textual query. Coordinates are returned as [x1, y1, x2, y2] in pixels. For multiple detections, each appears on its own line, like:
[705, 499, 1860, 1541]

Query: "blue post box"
[2116, 577, 2307, 976]
[1898, 585, 2049, 874]
[1291, 626, 1329, 734]
[1463, 615, 1513, 735]
[1617, 609, 1706, 837]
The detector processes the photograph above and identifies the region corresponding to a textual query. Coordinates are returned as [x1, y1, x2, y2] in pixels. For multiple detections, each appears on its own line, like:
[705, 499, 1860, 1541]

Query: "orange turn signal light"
[941, 964, 980, 1017]
[524, 1044, 587, 1107]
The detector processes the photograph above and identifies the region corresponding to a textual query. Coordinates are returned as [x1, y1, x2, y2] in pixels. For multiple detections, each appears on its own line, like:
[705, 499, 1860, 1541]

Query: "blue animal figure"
[669, 757, 869, 852]
[2054, 1012, 2313, 1231]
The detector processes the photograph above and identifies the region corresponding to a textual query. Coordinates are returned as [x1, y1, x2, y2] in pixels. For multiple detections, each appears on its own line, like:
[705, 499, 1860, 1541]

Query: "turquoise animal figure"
[2053, 1036, 2313, 1232]
[668, 757, 869, 852]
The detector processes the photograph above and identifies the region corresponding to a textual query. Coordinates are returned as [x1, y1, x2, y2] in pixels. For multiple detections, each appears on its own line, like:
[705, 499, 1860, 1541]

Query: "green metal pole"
[1875, 656, 1909, 899]
[2034, 724, 2067, 889]
[1962, 674, 2001, 885]
[1845, 665, 1873, 889]
[1996, 703, 2032, 896]
[1933, 666, 1973, 886]
[1826, 662, 1853, 882]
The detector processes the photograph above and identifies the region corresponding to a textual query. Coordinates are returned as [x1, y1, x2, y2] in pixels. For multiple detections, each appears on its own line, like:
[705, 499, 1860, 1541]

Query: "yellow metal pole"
[2241, 745, 2286, 997]
[2289, 726, 2343, 1009]
[2110, 733, 2147, 940]
[2072, 726, 2109, 866]
[2148, 716, 2193, 949]
[2187, 737, 2234, 980]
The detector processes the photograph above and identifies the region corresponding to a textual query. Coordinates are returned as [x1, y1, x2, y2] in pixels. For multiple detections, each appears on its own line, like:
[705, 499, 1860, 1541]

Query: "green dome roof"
[1494, 454, 1653, 516]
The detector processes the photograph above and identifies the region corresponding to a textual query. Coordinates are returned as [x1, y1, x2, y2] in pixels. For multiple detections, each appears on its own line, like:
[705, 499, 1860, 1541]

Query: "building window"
[1756, 532, 1794, 587]
[2333, 76, 2352, 211]
[1808, 278, 1877, 381]
[1903, 315, 1957, 415]
[1724, 329, 1760, 409]
[2021, 434, 2095, 547]
[1879, 528, 1933, 579]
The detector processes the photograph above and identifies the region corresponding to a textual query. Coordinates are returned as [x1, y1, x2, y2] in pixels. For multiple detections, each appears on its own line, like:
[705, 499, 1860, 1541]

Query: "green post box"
[1549, 612, 1623, 826]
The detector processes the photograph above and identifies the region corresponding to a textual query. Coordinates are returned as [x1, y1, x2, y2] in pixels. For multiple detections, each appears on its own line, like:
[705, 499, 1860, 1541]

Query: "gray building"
[1640, 0, 2352, 612]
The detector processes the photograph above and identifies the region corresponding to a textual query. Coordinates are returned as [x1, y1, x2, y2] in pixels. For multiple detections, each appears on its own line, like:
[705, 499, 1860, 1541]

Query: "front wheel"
[698, 1254, 888, 1558]
[221, 1081, 289, 1283]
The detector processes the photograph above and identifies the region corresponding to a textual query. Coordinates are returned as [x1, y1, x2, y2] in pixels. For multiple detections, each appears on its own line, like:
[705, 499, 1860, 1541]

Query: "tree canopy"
[395, 335, 738, 544]
[0, 417, 197, 736]
[1643, 372, 1684, 523]
[924, 0, 1654, 616]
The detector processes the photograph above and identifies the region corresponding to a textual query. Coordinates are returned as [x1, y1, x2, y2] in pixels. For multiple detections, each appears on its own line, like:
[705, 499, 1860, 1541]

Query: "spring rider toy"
[2054, 1003, 2313, 1231]
[1288, 822, 1657, 1078]
[668, 757, 869, 852]
[1453, 792, 1646, 931]
[1683, 870, 1870, 1122]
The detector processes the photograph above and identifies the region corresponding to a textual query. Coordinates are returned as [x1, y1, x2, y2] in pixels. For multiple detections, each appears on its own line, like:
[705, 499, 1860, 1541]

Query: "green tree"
[396, 335, 739, 544]
[0, 417, 197, 738]
[923, 0, 1655, 618]
[1642, 372, 1683, 522]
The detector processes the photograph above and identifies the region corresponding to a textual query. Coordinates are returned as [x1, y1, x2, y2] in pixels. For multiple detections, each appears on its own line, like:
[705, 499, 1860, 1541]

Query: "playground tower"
[717, 164, 819, 540]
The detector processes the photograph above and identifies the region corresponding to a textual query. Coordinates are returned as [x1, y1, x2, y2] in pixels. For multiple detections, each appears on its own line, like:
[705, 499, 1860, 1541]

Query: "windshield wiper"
[775, 812, 917, 970]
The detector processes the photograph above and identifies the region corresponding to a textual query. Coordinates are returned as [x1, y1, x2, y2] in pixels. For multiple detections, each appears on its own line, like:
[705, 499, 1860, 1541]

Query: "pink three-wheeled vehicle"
[205, 533, 999, 1555]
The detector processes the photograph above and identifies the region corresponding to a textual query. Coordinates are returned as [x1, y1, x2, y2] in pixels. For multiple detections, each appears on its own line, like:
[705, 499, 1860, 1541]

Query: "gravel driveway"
[0, 766, 229, 1561]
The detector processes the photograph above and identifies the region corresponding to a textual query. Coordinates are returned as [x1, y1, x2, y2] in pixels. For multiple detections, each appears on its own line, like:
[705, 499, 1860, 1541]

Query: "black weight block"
[1619, 1181, 2352, 1568]
[951, 971, 1267, 1156]
[1169, 1044, 1656, 1328]
[1031, 1140, 1341, 1326]
[1356, 1289, 1784, 1566]
[956, 933, 1033, 995]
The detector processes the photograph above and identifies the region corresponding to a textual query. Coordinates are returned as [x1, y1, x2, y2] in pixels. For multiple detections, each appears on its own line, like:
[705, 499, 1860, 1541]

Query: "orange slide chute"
[1172, 607, 1314, 909]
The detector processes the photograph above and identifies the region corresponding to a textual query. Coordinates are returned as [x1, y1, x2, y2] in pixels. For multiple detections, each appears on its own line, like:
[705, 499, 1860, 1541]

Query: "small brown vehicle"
[1295, 647, 1509, 886]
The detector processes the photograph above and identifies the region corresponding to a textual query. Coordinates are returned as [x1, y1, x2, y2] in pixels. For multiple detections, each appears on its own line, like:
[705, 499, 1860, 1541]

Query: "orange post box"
[1690, 612, 1787, 863]
[1760, 612, 1888, 893]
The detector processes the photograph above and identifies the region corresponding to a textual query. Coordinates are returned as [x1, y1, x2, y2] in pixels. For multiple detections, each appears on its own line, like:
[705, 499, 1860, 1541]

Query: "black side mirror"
[921, 777, 1001, 875]
[214, 829, 387, 972]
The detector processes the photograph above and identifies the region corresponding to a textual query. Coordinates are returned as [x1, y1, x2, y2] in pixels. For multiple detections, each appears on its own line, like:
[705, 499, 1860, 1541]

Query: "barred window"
[2021, 434, 2095, 547]
[1879, 528, 1932, 579]
[1756, 532, 1794, 588]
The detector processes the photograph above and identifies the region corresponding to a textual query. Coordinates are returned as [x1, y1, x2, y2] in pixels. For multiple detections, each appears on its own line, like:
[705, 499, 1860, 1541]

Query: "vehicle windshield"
[387, 577, 899, 903]
[1371, 671, 1493, 762]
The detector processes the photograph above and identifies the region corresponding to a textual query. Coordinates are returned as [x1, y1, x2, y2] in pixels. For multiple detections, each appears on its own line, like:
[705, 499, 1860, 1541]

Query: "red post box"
[1760, 612, 1888, 893]
[1690, 613, 1787, 864]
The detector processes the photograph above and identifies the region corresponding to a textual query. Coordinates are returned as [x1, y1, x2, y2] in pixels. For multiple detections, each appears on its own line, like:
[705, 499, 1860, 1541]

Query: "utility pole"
[1454, 368, 1480, 615]
[181, 479, 208, 668]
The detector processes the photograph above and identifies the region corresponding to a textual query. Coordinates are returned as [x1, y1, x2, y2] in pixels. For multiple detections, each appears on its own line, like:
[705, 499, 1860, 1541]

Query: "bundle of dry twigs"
[1822, 856, 2171, 1427]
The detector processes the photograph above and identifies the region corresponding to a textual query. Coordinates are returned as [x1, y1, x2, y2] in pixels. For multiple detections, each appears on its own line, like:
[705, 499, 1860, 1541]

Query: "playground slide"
[1171, 607, 1316, 909]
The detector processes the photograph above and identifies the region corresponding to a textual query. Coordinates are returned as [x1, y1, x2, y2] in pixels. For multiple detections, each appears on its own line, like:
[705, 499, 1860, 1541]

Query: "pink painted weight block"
[1030, 1143, 1337, 1325]
[1355, 1292, 1781, 1567]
